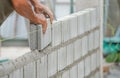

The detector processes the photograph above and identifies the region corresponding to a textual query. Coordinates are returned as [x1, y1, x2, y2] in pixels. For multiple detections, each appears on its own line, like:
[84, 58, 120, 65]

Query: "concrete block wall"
[0, 7, 102, 78]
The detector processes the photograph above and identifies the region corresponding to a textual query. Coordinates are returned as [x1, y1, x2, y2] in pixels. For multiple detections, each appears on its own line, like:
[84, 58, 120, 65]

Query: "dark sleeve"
[0, 0, 14, 25]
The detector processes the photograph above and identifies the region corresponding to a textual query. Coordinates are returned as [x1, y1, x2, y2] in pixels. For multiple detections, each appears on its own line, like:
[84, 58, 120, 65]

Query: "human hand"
[34, 4, 54, 33]
[11, 0, 53, 33]
[30, 0, 54, 33]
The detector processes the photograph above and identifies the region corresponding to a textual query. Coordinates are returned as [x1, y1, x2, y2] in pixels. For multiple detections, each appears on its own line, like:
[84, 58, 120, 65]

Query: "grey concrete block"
[90, 8, 97, 29]
[88, 32, 94, 51]
[37, 55, 47, 78]
[30, 51, 44, 61]
[84, 11, 91, 32]
[48, 51, 58, 77]
[1, 62, 15, 75]
[78, 60, 84, 78]
[82, 36, 88, 57]
[62, 70, 70, 78]
[12, 56, 26, 69]
[69, 16, 78, 39]
[84, 56, 91, 76]
[74, 39, 82, 61]
[77, 12, 85, 35]
[23, 53, 35, 64]
[24, 62, 36, 78]
[38, 19, 52, 50]
[29, 19, 52, 50]
[1, 76, 8, 78]
[58, 47, 67, 71]
[9, 68, 23, 78]
[94, 30, 100, 49]
[96, 8, 100, 27]
[51, 21, 62, 46]
[70, 65, 78, 78]
[96, 50, 100, 68]
[59, 18, 70, 42]
[56, 75, 62, 78]
[91, 53, 97, 72]
[66, 44, 74, 66]
[28, 24, 38, 50]
[0, 65, 5, 77]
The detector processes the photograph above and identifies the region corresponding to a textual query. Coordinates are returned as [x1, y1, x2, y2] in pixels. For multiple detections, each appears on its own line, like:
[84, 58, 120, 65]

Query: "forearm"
[11, 0, 40, 24]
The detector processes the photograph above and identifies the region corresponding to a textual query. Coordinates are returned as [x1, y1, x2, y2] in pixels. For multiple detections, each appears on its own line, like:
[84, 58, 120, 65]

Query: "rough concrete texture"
[0, 7, 101, 78]
[51, 21, 62, 46]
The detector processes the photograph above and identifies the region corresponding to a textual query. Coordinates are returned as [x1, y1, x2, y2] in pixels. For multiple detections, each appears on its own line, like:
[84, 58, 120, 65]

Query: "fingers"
[38, 14, 47, 34]
[44, 7, 54, 24]
[34, 7, 40, 14]
[33, 3, 54, 24]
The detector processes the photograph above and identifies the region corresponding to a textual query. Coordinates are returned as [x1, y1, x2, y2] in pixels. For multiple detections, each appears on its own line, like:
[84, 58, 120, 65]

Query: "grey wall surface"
[0, 7, 102, 78]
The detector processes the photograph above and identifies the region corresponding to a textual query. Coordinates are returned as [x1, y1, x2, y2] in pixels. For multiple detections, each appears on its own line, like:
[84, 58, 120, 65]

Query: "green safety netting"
[103, 37, 120, 63]
[103, 37, 120, 55]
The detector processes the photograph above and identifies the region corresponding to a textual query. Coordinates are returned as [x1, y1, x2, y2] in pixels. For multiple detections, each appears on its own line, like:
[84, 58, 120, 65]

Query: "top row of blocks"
[28, 8, 100, 50]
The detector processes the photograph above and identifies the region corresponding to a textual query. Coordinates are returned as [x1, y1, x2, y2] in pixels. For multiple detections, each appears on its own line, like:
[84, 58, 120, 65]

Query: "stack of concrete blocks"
[0, 7, 102, 78]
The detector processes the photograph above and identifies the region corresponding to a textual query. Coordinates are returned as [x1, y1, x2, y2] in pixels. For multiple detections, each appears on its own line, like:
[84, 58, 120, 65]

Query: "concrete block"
[84, 56, 91, 76]
[38, 20, 52, 50]
[58, 47, 67, 71]
[77, 12, 85, 35]
[66, 44, 74, 66]
[37, 55, 47, 78]
[51, 21, 62, 46]
[93, 30, 99, 49]
[30, 51, 44, 61]
[9, 68, 23, 78]
[12, 56, 26, 69]
[94, 53, 98, 70]
[1, 62, 15, 74]
[48, 51, 58, 77]
[96, 50, 100, 68]
[28, 24, 38, 50]
[29, 19, 52, 50]
[96, 8, 100, 26]
[0, 65, 6, 77]
[23, 53, 35, 64]
[69, 16, 78, 38]
[1, 76, 8, 78]
[59, 18, 70, 42]
[70, 65, 78, 78]
[56, 75, 62, 78]
[78, 60, 84, 78]
[84, 11, 91, 32]
[88, 32, 94, 52]
[24, 62, 36, 78]
[82, 36, 88, 57]
[90, 8, 97, 29]
[74, 39, 82, 61]
[91, 53, 97, 71]
[62, 70, 70, 78]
